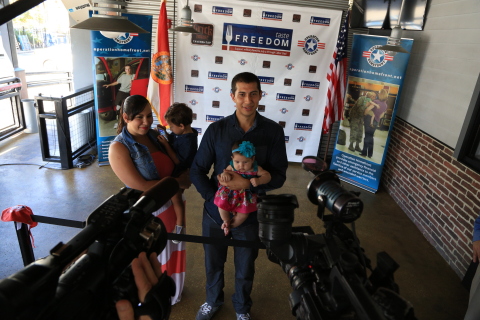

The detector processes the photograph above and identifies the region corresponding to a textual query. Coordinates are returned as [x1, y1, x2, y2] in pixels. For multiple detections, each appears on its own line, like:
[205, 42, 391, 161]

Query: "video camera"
[0, 177, 179, 320]
[0, 158, 417, 320]
[257, 156, 417, 320]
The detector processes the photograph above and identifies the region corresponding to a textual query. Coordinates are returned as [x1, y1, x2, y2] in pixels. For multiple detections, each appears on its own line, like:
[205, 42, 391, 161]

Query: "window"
[454, 73, 480, 173]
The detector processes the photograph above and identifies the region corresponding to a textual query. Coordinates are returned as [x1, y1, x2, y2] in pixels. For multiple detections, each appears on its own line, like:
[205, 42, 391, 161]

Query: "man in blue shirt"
[190, 72, 288, 320]
[465, 215, 480, 320]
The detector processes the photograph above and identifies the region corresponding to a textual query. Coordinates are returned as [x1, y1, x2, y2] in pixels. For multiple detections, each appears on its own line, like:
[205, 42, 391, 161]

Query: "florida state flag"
[147, 0, 172, 125]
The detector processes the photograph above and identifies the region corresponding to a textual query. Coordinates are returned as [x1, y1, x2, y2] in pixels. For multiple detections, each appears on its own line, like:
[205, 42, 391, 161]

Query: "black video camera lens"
[307, 171, 363, 223]
[257, 194, 299, 243]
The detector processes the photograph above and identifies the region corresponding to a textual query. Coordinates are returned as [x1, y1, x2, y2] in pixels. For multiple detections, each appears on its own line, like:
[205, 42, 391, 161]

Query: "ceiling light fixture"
[71, 0, 148, 34]
[377, 0, 409, 56]
[172, 0, 199, 34]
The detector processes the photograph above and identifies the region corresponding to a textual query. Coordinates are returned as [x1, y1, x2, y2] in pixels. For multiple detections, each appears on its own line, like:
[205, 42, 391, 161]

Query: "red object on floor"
[1, 205, 37, 227]
[1, 205, 37, 247]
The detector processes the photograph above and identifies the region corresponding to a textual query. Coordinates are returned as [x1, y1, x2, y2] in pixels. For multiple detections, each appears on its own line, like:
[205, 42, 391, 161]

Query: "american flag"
[322, 11, 349, 134]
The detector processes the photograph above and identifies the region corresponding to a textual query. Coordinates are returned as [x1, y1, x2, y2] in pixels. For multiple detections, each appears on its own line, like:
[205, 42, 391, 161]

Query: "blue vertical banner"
[91, 13, 152, 165]
[329, 34, 413, 192]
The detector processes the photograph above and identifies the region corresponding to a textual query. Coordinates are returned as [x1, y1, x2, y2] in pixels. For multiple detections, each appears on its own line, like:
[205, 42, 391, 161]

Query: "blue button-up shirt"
[190, 111, 288, 225]
[170, 128, 198, 177]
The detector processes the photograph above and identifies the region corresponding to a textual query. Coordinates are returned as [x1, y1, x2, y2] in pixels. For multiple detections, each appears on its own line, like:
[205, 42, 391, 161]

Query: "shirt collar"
[231, 111, 261, 133]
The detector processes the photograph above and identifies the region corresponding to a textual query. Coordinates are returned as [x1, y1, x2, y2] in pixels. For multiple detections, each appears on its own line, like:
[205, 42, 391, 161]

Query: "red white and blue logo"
[276, 93, 295, 102]
[262, 11, 283, 21]
[185, 85, 204, 93]
[297, 35, 325, 55]
[259, 76, 274, 85]
[213, 6, 233, 16]
[206, 115, 224, 122]
[208, 72, 228, 80]
[362, 45, 394, 67]
[112, 33, 138, 44]
[300, 80, 320, 89]
[222, 23, 293, 56]
[294, 123, 313, 131]
[309, 16, 331, 26]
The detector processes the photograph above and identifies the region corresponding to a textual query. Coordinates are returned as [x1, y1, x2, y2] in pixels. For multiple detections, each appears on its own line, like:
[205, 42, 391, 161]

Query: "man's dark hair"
[231, 72, 261, 95]
[165, 102, 193, 126]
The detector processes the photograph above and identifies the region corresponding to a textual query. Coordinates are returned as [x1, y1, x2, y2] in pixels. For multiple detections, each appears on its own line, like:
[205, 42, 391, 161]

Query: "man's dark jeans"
[202, 208, 259, 314]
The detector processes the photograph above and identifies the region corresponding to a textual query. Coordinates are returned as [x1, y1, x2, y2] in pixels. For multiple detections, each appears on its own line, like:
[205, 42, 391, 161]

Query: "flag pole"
[323, 125, 333, 163]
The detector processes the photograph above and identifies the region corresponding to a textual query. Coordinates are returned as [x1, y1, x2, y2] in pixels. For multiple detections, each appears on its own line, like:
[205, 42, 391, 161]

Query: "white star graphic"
[307, 40, 317, 50]
[372, 50, 383, 62]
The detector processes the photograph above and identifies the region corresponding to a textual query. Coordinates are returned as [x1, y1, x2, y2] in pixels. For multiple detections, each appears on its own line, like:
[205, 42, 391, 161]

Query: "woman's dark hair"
[165, 102, 193, 126]
[231, 72, 261, 95]
[116, 95, 150, 134]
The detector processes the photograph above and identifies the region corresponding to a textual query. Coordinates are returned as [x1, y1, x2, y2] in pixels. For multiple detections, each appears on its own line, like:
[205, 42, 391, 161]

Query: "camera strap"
[167, 233, 266, 249]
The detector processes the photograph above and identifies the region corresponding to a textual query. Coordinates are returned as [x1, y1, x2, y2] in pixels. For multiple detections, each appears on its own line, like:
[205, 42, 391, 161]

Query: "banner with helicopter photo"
[90, 13, 152, 165]
[329, 34, 413, 193]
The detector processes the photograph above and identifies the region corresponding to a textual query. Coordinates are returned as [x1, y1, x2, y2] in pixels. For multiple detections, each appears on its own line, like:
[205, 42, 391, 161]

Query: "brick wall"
[382, 118, 480, 278]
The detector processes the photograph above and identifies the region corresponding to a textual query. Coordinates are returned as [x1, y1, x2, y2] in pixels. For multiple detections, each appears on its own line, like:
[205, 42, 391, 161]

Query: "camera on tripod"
[257, 156, 417, 320]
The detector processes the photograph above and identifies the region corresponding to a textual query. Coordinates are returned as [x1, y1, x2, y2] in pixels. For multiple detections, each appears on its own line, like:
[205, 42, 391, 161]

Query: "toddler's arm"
[218, 166, 234, 183]
[156, 126, 179, 165]
[250, 166, 271, 187]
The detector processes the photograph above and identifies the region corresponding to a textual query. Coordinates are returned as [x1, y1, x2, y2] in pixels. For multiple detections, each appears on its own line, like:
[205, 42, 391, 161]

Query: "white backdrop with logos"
[174, 0, 342, 162]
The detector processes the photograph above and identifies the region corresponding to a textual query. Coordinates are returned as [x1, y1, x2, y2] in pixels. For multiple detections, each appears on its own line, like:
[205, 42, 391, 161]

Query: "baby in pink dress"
[214, 141, 271, 235]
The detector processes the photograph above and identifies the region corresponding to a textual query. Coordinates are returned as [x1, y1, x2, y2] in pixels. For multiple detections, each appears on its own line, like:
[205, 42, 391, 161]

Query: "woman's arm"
[364, 102, 377, 115]
[109, 142, 160, 191]
[109, 141, 191, 191]
[156, 135, 179, 165]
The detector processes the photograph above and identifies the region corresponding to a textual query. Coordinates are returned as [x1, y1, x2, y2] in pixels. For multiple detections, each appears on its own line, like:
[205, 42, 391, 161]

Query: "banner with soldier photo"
[330, 34, 413, 193]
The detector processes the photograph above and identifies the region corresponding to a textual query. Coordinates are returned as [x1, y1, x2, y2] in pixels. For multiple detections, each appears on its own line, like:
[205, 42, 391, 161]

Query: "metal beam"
[0, 0, 46, 26]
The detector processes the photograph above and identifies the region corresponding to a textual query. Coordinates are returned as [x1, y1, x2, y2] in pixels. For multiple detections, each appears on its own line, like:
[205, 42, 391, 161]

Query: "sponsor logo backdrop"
[175, 0, 342, 162]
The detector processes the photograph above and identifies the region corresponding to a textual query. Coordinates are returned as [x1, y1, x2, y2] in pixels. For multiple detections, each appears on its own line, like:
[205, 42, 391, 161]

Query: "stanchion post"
[14, 222, 35, 266]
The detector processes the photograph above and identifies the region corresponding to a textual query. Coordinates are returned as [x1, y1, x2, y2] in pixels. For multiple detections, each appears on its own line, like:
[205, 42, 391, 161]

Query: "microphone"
[131, 177, 179, 214]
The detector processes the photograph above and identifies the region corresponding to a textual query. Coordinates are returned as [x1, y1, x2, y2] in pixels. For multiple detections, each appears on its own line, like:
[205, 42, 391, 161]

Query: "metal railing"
[26, 71, 72, 88]
[36, 86, 96, 169]
[0, 77, 24, 141]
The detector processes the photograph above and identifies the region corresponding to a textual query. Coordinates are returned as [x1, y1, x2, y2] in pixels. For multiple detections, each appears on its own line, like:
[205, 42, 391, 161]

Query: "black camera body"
[257, 158, 417, 320]
[0, 178, 178, 320]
